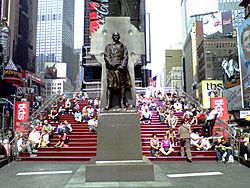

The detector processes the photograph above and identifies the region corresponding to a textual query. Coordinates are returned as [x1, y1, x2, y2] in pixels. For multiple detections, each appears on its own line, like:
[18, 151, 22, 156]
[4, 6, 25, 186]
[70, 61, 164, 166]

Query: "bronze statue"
[104, 32, 132, 110]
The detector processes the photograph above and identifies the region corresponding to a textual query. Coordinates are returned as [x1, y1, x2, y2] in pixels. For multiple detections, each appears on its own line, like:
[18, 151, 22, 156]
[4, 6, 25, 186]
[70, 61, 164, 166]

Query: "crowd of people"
[141, 89, 238, 163]
[13, 92, 100, 157]
[1, 89, 249, 163]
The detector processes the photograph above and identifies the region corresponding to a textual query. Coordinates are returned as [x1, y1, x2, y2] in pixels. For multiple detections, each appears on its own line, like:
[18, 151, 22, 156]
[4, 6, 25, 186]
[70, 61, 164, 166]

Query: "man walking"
[179, 118, 192, 162]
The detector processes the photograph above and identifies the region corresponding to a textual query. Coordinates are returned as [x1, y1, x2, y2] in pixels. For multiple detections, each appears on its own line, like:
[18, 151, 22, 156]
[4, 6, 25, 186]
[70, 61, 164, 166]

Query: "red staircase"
[19, 100, 216, 161]
[142, 111, 216, 161]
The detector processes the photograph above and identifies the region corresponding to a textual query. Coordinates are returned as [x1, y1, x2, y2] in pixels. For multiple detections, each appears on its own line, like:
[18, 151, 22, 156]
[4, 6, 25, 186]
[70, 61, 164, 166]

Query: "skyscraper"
[218, 0, 245, 28]
[36, 0, 75, 81]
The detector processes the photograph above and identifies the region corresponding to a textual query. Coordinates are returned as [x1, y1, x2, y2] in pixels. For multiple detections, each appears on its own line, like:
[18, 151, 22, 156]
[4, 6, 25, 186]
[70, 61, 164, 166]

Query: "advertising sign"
[237, 17, 250, 108]
[210, 97, 229, 137]
[221, 11, 233, 34]
[210, 97, 228, 123]
[201, 80, 223, 108]
[240, 110, 250, 119]
[202, 12, 222, 35]
[14, 101, 29, 131]
[202, 11, 232, 36]
[223, 85, 242, 111]
[89, 0, 109, 33]
[221, 55, 240, 88]
[44, 62, 67, 79]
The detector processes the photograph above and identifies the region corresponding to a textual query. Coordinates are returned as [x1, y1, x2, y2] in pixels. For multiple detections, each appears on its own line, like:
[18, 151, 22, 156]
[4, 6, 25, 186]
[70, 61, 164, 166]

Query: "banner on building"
[221, 55, 240, 88]
[89, 0, 109, 33]
[14, 101, 29, 132]
[223, 85, 242, 111]
[210, 97, 229, 135]
[210, 97, 228, 123]
[44, 62, 67, 79]
[237, 17, 250, 108]
[201, 11, 232, 36]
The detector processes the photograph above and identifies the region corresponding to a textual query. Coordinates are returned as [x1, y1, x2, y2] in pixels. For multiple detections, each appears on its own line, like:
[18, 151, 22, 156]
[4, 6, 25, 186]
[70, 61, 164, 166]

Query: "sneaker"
[30, 154, 37, 157]
[187, 158, 192, 163]
[32, 149, 38, 153]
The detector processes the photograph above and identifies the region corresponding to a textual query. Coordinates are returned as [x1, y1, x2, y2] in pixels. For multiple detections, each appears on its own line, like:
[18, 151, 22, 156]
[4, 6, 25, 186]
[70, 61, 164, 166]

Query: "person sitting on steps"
[159, 134, 174, 156]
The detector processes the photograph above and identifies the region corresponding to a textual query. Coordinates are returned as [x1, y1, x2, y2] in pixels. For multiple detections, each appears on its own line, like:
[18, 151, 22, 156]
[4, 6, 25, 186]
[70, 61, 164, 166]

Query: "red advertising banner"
[14, 101, 29, 132]
[89, 1, 109, 33]
[210, 97, 229, 137]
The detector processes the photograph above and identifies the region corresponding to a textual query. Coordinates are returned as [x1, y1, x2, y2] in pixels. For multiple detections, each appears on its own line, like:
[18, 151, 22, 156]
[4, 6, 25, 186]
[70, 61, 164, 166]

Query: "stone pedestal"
[85, 112, 154, 182]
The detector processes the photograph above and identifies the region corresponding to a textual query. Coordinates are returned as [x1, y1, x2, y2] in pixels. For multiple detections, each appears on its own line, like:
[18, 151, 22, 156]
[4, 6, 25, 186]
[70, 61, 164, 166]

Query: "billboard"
[221, 55, 240, 88]
[14, 101, 29, 133]
[210, 97, 228, 124]
[202, 11, 232, 36]
[237, 17, 250, 108]
[223, 85, 242, 111]
[210, 97, 229, 136]
[201, 80, 223, 108]
[89, 0, 109, 33]
[89, 0, 141, 33]
[44, 62, 67, 79]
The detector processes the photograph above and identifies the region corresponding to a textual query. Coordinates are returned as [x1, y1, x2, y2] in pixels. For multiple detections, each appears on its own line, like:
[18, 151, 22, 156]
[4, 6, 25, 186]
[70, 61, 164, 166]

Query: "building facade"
[218, 0, 245, 28]
[164, 49, 182, 88]
[166, 67, 183, 90]
[197, 35, 238, 82]
[36, 0, 75, 83]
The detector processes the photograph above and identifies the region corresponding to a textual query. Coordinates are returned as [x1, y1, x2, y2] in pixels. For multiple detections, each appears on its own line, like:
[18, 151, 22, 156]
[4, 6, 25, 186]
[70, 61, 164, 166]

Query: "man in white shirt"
[28, 128, 41, 148]
[190, 128, 203, 150]
[141, 108, 152, 124]
[17, 135, 33, 155]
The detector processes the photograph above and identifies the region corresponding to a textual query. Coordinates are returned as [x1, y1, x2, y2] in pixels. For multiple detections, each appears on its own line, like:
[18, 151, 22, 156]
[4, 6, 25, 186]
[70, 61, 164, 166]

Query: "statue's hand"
[118, 65, 125, 71]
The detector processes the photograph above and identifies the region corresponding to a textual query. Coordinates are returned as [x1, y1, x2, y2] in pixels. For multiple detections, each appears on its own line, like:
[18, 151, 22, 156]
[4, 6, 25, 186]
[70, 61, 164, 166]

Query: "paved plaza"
[0, 161, 249, 188]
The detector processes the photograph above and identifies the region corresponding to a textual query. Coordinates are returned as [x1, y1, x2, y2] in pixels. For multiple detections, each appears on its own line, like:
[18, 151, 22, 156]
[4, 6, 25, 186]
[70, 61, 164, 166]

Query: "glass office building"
[36, 0, 75, 78]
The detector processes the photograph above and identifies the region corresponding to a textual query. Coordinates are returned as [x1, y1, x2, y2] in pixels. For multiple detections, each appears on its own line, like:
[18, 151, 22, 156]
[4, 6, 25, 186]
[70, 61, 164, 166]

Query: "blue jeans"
[216, 149, 232, 161]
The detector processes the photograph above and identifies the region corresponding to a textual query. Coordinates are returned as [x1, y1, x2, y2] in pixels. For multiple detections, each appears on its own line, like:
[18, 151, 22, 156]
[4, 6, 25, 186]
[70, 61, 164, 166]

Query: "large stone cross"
[90, 17, 145, 108]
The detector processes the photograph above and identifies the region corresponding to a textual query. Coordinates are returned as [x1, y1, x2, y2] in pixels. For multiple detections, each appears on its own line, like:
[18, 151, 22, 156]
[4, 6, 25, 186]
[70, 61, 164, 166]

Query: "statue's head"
[112, 32, 120, 42]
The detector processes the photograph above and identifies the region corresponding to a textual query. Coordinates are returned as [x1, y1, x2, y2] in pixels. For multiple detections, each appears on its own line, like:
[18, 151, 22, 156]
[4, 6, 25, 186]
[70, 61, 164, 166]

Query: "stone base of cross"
[90, 17, 145, 109]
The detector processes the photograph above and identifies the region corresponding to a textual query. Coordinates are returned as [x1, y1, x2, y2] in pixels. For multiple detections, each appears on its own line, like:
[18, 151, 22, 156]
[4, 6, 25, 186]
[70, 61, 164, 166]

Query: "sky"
[74, 0, 84, 49]
[145, 0, 182, 76]
[74, 0, 182, 76]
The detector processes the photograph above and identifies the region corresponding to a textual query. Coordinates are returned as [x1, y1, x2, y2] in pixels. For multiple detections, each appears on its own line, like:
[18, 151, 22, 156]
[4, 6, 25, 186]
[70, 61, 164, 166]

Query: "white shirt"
[17, 138, 23, 152]
[190, 133, 200, 145]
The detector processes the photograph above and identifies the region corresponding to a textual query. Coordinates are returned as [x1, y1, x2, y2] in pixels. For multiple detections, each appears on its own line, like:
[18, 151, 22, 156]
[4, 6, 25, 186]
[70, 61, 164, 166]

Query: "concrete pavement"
[0, 161, 249, 188]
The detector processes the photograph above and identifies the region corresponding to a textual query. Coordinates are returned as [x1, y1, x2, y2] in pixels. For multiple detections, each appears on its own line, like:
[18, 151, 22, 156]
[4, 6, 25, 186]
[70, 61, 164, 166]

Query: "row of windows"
[38, 13, 62, 22]
[219, 0, 240, 2]
[205, 42, 237, 48]
[47, 87, 62, 90]
[47, 83, 62, 86]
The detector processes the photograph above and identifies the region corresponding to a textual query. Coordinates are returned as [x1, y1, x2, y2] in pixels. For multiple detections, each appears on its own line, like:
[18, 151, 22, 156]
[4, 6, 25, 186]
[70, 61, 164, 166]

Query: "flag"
[149, 76, 157, 87]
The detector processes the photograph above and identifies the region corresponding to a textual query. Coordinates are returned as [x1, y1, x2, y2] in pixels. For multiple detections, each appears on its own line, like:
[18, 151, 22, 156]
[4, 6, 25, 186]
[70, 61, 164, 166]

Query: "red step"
[18, 98, 216, 162]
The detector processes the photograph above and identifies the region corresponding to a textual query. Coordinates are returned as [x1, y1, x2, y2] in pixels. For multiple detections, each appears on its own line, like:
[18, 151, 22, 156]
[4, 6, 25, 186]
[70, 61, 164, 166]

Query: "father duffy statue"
[104, 32, 132, 110]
